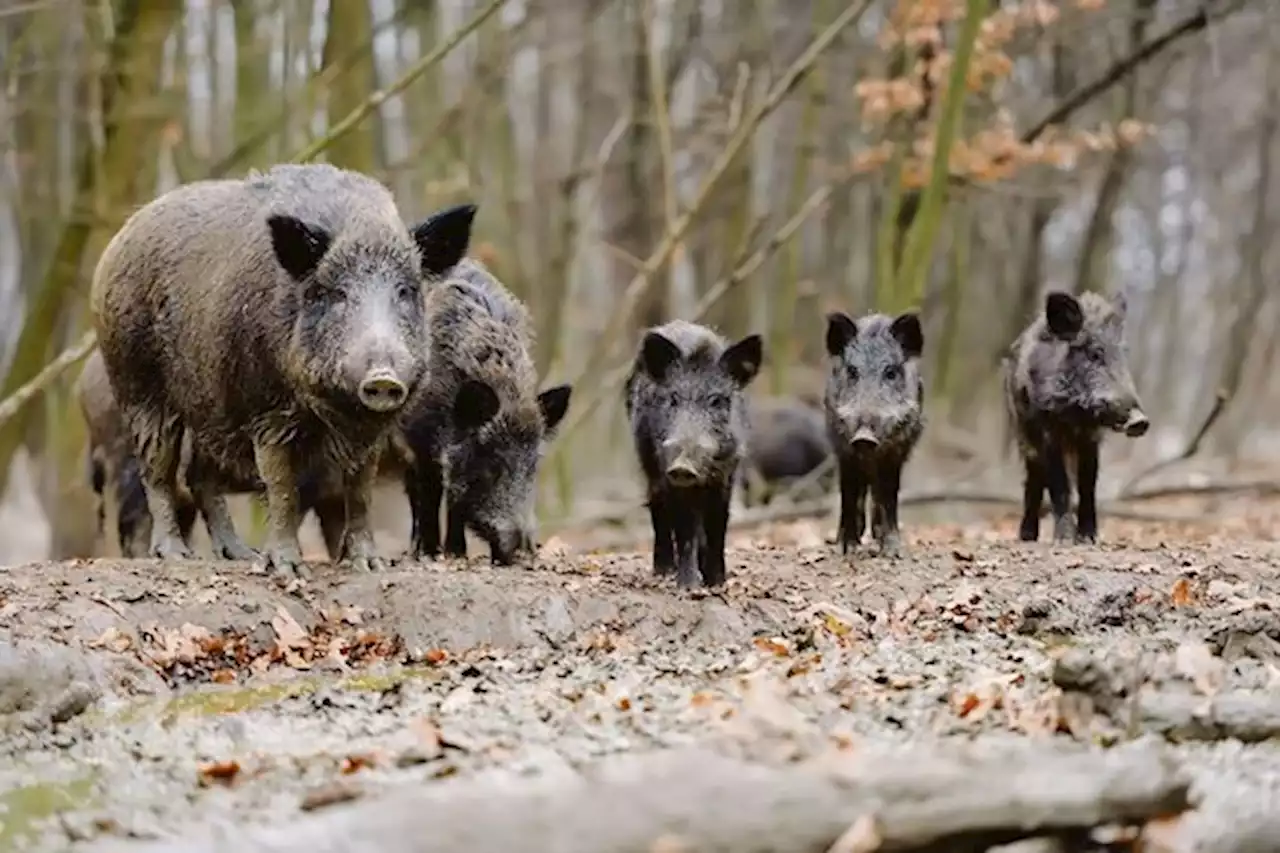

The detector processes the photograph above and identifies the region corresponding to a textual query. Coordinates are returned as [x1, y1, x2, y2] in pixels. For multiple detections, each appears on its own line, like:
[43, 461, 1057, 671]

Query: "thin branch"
[555, 0, 877, 443]
[291, 0, 509, 163]
[0, 330, 96, 430]
[1117, 389, 1231, 497]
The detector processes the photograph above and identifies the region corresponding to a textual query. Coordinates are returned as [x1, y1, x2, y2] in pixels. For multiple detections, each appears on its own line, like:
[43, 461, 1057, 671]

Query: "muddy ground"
[2, 492, 1280, 852]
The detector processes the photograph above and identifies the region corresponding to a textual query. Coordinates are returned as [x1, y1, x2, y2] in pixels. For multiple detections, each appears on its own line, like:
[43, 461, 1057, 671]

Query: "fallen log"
[100, 743, 1189, 853]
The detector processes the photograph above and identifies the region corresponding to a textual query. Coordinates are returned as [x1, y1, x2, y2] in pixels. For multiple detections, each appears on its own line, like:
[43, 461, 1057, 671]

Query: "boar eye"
[709, 393, 731, 411]
[846, 366, 859, 382]
[883, 364, 902, 382]
[306, 284, 344, 305]
[396, 281, 419, 303]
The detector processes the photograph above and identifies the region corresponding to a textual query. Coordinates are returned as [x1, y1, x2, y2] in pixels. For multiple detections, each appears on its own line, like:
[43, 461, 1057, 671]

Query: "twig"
[0, 330, 97, 430]
[1020, 3, 1233, 144]
[556, 0, 876, 444]
[1118, 388, 1231, 497]
[291, 0, 508, 163]
[641, 0, 678, 239]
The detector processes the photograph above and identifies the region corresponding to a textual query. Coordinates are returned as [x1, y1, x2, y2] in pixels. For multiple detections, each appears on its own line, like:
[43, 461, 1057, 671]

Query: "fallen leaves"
[1170, 578, 1200, 607]
[828, 814, 883, 853]
[197, 760, 241, 788]
[299, 781, 362, 812]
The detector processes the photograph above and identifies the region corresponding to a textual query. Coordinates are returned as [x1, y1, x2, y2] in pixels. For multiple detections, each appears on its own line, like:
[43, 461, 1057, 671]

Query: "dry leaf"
[300, 781, 362, 812]
[340, 605, 364, 626]
[272, 606, 310, 650]
[210, 668, 237, 685]
[340, 754, 377, 775]
[828, 814, 883, 853]
[1140, 812, 1191, 853]
[88, 626, 133, 653]
[423, 648, 449, 665]
[1170, 578, 1198, 607]
[753, 637, 791, 657]
[539, 536, 573, 558]
[198, 760, 241, 787]
[1174, 642, 1224, 697]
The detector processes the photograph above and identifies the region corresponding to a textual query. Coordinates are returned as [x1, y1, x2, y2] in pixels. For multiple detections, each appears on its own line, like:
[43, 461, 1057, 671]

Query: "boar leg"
[670, 492, 702, 590]
[196, 488, 259, 561]
[175, 496, 198, 549]
[313, 496, 347, 562]
[1018, 453, 1046, 542]
[405, 459, 444, 559]
[700, 484, 731, 588]
[835, 455, 868, 555]
[131, 410, 193, 560]
[341, 458, 387, 573]
[444, 505, 468, 558]
[1074, 438, 1100, 544]
[1044, 438, 1076, 543]
[871, 457, 904, 559]
[252, 441, 307, 579]
[647, 490, 675, 576]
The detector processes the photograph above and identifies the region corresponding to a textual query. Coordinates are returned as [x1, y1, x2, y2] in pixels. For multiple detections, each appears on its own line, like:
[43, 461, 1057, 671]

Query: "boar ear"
[890, 312, 924, 358]
[411, 203, 478, 277]
[1110, 289, 1129, 318]
[722, 334, 763, 387]
[1045, 291, 1084, 339]
[640, 332, 682, 382]
[825, 312, 857, 356]
[537, 384, 572, 434]
[453, 379, 501, 430]
[268, 215, 332, 281]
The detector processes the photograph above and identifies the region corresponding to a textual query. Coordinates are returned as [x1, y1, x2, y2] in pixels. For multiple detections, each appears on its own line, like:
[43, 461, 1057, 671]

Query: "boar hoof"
[676, 567, 703, 590]
[346, 555, 389, 573]
[263, 548, 310, 581]
[215, 538, 260, 562]
[1074, 531, 1098, 545]
[150, 535, 193, 561]
[878, 533, 904, 559]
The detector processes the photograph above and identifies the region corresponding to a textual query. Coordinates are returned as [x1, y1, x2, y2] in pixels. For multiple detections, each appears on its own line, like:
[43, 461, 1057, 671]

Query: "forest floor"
[2, 488, 1280, 853]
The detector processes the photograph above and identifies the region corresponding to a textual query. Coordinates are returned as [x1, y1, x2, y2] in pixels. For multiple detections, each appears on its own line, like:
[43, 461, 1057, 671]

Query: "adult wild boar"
[402, 259, 571, 565]
[823, 311, 925, 558]
[626, 320, 762, 589]
[1005, 290, 1150, 544]
[91, 163, 476, 577]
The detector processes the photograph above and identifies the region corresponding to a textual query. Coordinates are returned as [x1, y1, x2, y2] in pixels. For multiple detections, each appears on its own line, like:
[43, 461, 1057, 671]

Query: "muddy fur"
[90, 163, 475, 577]
[1005, 290, 1150, 545]
[823, 311, 925, 558]
[625, 320, 762, 589]
[402, 259, 571, 565]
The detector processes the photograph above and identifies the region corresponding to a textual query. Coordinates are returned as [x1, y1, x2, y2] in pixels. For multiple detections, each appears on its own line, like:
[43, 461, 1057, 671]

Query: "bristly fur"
[626, 319, 762, 589]
[91, 163, 475, 574]
[823, 310, 924, 558]
[403, 258, 571, 565]
[1005, 289, 1149, 544]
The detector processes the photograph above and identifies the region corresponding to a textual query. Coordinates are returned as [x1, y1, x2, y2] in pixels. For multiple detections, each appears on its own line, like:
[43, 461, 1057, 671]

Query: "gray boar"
[625, 320, 763, 589]
[90, 163, 476, 577]
[1005, 290, 1150, 544]
[741, 395, 833, 506]
[402, 259, 572, 565]
[76, 349, 196, 557]
[823, 311, 924, 558]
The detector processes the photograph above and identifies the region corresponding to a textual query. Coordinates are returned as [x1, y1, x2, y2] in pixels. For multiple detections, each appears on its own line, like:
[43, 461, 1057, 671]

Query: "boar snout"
[665, 456, 701, 487]
[851, 425, 880, 451]
[1122, 408, 1150, 438]
[357, 368, 408, 412]
[485, 524, 533, 566]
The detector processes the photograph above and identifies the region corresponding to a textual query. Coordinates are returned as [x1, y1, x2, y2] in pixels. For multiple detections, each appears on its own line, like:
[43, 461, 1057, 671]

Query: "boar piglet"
[741, 395, 833, 506]
[823, 311, 924, 558]
[626, 320, 763, 589]
[91, 163, 476, 578]
[1005, 290, 1149, 544]
[401, 259, 572, 566]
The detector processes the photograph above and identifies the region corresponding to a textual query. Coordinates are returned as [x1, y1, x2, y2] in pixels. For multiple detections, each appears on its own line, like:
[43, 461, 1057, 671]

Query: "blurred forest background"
[0, 0, 1276, 563]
